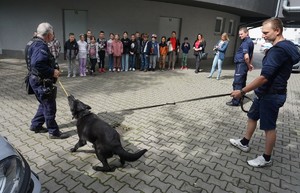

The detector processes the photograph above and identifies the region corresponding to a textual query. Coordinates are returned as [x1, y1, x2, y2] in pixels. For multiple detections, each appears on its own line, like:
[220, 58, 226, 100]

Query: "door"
[63, 10, 88, 43]
[158, 17, 181, 40]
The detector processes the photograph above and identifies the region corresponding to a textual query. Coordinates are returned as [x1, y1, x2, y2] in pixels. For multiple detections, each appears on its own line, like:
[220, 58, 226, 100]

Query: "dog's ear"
[75, 100, 91, 111]
[85, 104, 92, 110]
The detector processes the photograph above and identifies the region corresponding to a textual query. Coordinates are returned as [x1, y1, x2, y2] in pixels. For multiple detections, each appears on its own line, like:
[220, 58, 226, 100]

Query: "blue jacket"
[215, 40, 229, 60]
[29, 37, 54, 79]
[234, 36, 254, 63]
[145, 41, 159, 56]
[256, 40, 300, 95]
[181, 42, 191, 54]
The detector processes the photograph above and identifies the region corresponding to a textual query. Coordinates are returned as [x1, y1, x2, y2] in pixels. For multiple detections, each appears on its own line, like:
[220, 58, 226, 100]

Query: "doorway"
[63, 9, 88, 42]
[158, 16, 181, 40]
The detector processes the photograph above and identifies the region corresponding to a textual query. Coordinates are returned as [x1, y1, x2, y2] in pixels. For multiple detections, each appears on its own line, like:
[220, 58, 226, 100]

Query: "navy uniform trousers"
[29, 75, 59, 135]
[232, 62, 248, 105]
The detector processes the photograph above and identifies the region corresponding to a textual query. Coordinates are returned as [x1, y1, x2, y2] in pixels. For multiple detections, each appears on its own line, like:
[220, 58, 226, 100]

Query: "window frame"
[228, 19, 235, 35]
[214, 17, 224, 35]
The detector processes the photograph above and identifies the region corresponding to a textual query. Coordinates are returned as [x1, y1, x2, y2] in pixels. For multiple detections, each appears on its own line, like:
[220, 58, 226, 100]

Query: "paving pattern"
[0, 58, 299, 193]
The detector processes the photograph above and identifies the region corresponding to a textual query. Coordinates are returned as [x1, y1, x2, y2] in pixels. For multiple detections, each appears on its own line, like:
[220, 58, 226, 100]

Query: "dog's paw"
[120, 159, 125, 166]
[92, 166, 115, 172]
[70, 148, 77, 152]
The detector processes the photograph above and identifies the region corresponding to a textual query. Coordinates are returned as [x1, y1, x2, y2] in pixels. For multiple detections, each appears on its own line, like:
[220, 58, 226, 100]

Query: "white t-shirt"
[77, 40, 88, 58]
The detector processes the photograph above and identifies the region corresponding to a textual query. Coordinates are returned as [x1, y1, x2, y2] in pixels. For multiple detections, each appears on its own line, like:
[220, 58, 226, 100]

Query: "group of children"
[63, 30, 191, 77]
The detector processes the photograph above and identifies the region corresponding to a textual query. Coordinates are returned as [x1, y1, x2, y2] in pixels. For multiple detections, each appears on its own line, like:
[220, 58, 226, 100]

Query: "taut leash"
[109, 93, 252, 113]
[56, 80, 251, 113]
[58, 79, 70, 97]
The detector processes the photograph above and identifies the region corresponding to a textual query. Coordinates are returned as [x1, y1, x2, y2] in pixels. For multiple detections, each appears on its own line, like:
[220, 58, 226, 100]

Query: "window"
[228, 20, 235, 35]
[214, 17, 224, 34]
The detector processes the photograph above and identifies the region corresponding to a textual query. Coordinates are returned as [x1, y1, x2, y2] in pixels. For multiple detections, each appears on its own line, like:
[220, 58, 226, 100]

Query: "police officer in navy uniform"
[230, 18, 300, 167]
[26, 22, 69, 139]
[226, 27, 254, 106]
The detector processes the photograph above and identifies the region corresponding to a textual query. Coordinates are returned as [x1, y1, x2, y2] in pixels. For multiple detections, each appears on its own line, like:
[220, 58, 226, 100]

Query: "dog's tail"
[115, 146, 147, 162]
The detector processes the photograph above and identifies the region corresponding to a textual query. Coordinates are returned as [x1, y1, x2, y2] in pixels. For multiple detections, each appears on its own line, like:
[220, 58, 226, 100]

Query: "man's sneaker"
[226, 101, 239, 106]
[132, 68, 135, 71]
[247, 155, 272, 167]
[67, 74, 71, 78]
[30, 126, 48, 133]
[229, 138, 250, 152]
[49, 132, 70, 139]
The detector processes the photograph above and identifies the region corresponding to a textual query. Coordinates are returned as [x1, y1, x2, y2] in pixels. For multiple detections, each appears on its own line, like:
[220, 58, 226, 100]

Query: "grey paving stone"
[134, 181, 157, 193]
[117, 184, 141, 193]
[104, 177, 126, 192]
[149, 178, 171, 193]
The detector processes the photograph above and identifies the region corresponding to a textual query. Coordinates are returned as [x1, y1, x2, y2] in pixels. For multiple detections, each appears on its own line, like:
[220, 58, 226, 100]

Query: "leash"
[57, 79, 251, 113]
[240, 95, 253, 113]
[111, 93, 251, 113]
[58, 79, 70, 97]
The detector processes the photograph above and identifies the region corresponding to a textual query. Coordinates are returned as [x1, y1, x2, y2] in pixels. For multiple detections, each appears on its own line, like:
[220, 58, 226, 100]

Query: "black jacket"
[121, 38, 131, 54]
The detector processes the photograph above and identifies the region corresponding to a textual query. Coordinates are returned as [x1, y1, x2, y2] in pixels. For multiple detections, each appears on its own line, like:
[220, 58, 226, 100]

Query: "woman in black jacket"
[193, 33, 206, 73]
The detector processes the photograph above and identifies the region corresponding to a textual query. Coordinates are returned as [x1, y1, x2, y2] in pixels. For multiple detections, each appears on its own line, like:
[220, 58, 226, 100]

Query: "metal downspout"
[275, 0, 282, 17]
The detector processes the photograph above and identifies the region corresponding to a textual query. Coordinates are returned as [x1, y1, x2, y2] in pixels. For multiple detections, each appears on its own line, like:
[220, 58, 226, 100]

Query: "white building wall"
[0, 0, 240, 58]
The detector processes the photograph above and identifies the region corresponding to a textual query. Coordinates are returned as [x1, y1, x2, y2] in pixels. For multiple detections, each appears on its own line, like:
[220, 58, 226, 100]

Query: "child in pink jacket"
[111, 34, 123, 72]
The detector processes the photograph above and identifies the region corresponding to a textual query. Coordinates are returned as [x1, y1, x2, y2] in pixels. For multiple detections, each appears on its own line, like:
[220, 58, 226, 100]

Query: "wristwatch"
[240, 89, 246, 96]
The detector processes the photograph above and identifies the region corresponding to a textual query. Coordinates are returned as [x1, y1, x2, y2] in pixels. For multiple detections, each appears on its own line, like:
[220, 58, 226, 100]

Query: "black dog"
[67, 95, 147, 172]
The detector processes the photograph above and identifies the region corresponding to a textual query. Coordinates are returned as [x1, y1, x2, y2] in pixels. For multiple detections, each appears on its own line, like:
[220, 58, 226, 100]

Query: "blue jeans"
[129, 54, 136, 69]
[140, 54, 149, 70]
[122, 54, 129, 71]
[209, 53, 223, 79]
[248, 94, 286, 130]
[149, 55, 158, 69]
[108, 54, 114, 71]
[29, 75, 59, 135]
[231, 62, 248, 105]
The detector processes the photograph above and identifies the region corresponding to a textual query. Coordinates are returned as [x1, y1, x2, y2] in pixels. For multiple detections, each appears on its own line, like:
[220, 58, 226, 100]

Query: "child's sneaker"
[117, 68, 120, 72]
[129, 68, 132, 71]
[80, 73, 83, 77]
[67, 74, 71, 78]
[180, 66, 184, 70]
[109, 69, 112, 72]
[113, 68, 116, 72]
[247, 155, 272, 167]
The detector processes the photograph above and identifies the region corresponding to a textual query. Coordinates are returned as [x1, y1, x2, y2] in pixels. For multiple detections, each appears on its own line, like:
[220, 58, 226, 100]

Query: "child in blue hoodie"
[146, 34, 160, 71]
[181, 37, 190, 70]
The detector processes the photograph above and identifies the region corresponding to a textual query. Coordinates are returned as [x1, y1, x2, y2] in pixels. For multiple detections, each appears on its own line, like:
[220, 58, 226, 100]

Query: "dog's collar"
[74, 110, 92, 119]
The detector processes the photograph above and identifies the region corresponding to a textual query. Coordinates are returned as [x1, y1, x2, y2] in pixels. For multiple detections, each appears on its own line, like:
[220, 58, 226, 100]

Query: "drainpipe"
[282, 0, 300, 13]
[275, 0, 282, 17]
